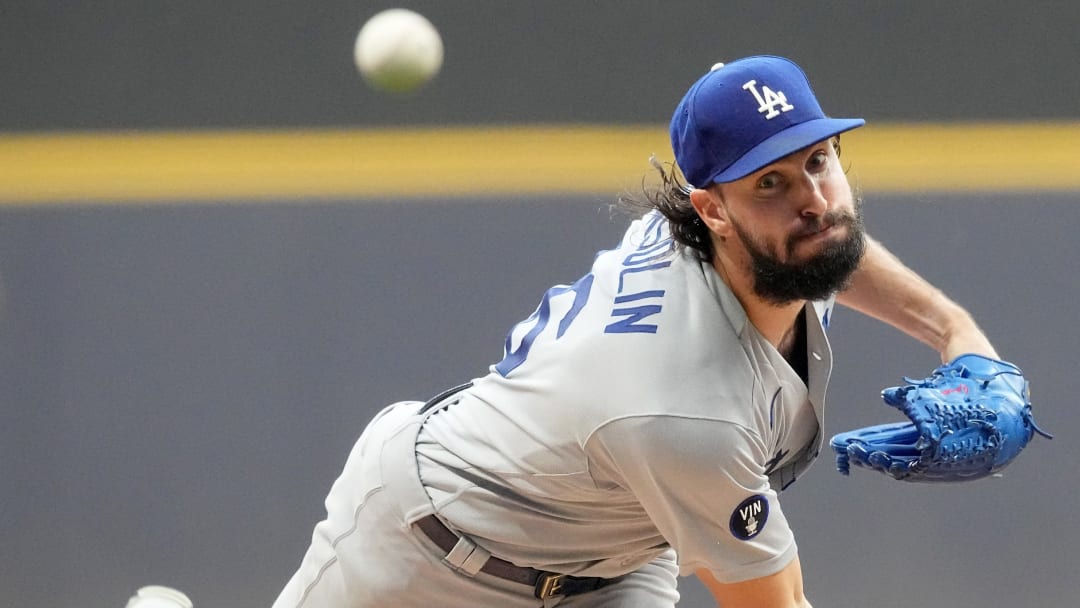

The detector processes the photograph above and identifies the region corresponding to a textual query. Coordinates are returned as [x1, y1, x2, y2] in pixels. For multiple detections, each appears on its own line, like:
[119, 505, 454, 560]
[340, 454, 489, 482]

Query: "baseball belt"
[413, 384, 615, 600]
[413, 514, 613, 599]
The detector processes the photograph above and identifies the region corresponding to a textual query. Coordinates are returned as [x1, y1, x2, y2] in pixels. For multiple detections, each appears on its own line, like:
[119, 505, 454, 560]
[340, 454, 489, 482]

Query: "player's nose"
[796, 176, 828, 218]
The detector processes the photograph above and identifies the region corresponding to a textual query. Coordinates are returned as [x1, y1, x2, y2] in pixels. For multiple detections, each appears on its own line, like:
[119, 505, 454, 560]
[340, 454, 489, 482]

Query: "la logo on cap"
[742, 79, 794, 120]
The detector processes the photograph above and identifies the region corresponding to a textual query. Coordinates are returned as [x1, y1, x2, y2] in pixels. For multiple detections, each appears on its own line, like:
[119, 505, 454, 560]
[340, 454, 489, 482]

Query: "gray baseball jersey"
[416, 210, 834, 584]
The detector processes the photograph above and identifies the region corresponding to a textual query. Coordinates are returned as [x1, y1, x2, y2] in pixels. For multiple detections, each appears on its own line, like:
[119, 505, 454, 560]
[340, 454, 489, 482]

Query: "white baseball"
[125, 586, 193, 608]
[353, 9, 443, 94]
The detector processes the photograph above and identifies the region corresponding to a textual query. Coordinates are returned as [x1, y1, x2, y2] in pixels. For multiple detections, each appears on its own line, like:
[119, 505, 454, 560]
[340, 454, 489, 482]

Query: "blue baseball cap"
[670, 56, 865, 187]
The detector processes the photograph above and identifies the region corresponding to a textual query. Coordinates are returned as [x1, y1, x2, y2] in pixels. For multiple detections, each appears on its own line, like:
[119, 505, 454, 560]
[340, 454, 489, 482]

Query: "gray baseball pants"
[272, 400, 680, 607]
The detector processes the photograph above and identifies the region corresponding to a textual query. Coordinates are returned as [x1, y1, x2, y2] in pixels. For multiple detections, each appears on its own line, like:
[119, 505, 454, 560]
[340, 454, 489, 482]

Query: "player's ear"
[689, 187, 731, 238]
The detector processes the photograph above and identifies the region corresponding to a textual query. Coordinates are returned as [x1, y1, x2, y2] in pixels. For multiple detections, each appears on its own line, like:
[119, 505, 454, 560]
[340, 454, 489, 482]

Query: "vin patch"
[729, 494, 769, 541]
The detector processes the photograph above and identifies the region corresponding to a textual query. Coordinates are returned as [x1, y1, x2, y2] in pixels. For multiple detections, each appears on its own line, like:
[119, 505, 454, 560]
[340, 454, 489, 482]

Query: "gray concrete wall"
[1, 194, 1076, 607]
[2, 0, 1078, 131]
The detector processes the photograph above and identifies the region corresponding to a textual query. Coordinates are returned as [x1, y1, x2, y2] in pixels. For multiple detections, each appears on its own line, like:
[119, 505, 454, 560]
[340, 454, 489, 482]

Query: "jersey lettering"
[495, 216, 677, 374]
[605, 304, 663, 334]
[637, 212, 667, 247]
[494, 273, 594, 377]
[605, 239, 672, 334]
[616, 261, 672, 294]
[622, 237, 671, 267]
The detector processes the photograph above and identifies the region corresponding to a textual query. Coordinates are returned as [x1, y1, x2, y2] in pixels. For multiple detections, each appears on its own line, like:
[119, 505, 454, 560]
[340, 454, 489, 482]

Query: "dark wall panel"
[2, 1, 1077, 131]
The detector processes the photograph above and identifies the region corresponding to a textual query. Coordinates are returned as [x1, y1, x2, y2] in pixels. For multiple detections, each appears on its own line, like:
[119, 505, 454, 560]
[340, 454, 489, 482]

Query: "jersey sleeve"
[585, 414, 797, 582]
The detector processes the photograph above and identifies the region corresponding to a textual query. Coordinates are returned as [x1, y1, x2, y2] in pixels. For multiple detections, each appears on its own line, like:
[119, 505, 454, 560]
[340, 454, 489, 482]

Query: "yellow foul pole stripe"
[0, 123, 1078, 205]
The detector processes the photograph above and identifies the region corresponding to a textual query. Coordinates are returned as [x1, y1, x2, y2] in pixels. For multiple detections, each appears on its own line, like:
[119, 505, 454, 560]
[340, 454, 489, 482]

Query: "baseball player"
[272, 56, 1017, 607]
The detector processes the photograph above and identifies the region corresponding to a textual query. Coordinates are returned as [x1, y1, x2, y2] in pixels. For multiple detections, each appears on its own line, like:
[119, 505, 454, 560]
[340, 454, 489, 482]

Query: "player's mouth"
[785, 221, 847, 261]
[792, 222, 841, 246]
[804, 223, 840, 241]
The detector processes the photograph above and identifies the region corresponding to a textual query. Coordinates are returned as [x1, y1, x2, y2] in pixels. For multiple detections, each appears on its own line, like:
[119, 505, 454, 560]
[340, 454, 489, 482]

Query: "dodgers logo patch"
[729, 494, 769, 541]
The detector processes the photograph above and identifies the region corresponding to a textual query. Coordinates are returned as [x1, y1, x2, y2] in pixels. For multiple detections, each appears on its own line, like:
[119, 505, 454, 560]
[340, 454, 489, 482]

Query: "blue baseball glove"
[831, 354, 1052, 482]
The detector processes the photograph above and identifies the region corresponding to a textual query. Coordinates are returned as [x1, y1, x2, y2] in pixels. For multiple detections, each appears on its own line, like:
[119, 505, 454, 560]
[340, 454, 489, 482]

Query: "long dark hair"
[616, 156, 714, 260]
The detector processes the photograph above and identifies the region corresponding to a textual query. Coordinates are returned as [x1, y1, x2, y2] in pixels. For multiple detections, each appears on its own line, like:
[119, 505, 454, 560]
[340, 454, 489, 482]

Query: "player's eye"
[757, 173, 781, 190]
[807, 150, 829, 172]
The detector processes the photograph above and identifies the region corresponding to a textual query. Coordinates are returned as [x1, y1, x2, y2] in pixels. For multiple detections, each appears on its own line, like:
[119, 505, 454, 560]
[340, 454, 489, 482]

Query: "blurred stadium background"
[1, 2, 1077, 606]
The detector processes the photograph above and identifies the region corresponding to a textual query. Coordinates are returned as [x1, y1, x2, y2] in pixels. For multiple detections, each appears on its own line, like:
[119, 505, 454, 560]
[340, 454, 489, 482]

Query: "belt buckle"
[534, 573, 565, 599]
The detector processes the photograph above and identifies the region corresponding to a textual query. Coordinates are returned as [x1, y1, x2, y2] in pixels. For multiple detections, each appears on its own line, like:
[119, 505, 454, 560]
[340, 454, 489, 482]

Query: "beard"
[729, 196, 867, 306]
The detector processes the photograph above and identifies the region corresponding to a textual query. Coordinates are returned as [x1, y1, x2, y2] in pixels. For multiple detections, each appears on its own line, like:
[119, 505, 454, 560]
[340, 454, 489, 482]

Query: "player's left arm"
[836, 236, 997, 362]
